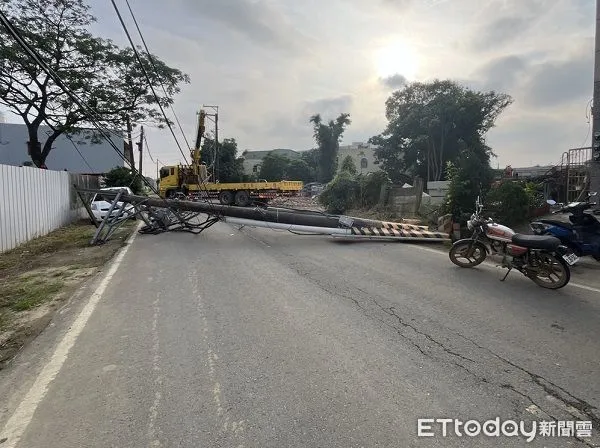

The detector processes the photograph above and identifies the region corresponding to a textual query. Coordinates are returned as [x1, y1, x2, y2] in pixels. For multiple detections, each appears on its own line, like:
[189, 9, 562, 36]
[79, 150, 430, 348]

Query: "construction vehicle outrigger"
[158, 110, 303, 206]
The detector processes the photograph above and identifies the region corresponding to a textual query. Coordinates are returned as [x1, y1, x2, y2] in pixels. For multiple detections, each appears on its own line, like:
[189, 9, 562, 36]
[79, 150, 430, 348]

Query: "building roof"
[0, 122, 125, 174]
[242, 148, 301, 159]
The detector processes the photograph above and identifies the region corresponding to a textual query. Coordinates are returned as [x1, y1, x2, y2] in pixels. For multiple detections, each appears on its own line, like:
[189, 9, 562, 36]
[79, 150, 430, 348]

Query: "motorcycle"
[529, 193, 600, 262]
[449, 197, 577, 289]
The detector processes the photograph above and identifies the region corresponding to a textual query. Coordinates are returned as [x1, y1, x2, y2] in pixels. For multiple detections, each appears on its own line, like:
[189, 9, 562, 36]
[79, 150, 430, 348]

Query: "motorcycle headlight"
[529, 222, 550, 234]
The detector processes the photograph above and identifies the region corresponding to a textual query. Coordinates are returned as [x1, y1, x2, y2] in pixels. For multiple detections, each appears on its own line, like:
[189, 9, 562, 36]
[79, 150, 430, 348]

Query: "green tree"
[310, 113, 351, 183]
[318, 171, 359, 214]
[201, 137, 245, 182]
[259, 152, 290, 181]
[443, 147, 494, 222]
[300, 148, 319, 182]
[0, 0, 189, 167]
[286, 159, 313, 183]
[486, 181, 530, 226]
[340, 155, 357, 175]
[357, 171, 391, 208]
[103, 166, 142, 194]
[369, 79, 511, 182]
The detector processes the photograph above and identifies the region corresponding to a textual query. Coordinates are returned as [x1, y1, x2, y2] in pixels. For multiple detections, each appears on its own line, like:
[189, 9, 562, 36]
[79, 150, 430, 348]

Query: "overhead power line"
[143, 133, 155, 163]
[66, 136, 95, 172]
[109, 0, 220, 216]
[0, 9, 162, 198]
[124, 0, 192, 151]
[109, 0, 190, 166]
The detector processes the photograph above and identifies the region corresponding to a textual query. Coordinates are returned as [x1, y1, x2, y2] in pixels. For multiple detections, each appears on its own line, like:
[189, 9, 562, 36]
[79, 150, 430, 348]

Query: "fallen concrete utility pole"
[222, 217, 448, 241]
[75, 188, 451, 244]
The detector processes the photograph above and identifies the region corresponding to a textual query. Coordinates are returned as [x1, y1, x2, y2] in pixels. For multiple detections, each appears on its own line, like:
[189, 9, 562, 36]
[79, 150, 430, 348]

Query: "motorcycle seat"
[512, 234, 561, 250]
[537, 219, 573, 230]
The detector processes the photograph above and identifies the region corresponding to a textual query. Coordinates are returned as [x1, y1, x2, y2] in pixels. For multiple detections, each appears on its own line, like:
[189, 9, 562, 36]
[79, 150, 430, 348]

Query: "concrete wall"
[425, 180, 450, 205]
[0, 164, 100, 253]
[0, 122, 125, 173]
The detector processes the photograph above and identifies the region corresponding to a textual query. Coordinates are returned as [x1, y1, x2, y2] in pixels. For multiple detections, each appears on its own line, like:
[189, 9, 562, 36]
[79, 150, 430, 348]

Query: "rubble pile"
[268, 195, 325, 211]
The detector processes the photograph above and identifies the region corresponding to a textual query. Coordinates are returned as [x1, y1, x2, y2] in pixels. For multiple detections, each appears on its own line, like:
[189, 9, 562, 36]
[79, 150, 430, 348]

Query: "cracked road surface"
[0, 220, 599, 447]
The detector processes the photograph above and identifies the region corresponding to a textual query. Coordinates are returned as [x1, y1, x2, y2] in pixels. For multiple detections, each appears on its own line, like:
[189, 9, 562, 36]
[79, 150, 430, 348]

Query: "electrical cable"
[124, 0, 191, 151]
[143, 133, 155, 163]
[0, 12, 130, 166]
[2, 7, 217, 229]
[580, 98, 593, 148]
[111, 1, 220, 216]
[65, 135, 95, 172]
[0, 10, 182, 216]
[109, 0, 189, 166]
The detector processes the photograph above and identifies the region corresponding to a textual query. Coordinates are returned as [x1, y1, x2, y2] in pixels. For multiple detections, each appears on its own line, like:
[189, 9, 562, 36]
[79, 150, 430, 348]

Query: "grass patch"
[4, 278, 64, 311]
[0, 219, 137, 368]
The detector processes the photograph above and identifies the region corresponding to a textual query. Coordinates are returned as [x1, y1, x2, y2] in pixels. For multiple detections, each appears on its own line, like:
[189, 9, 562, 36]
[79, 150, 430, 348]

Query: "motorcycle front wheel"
[449, 240, 487, 268]
[529, 251, 570, 289]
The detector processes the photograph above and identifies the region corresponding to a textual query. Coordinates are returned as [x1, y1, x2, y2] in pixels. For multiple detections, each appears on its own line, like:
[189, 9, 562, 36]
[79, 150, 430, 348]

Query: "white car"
[90, 187, 136, 222]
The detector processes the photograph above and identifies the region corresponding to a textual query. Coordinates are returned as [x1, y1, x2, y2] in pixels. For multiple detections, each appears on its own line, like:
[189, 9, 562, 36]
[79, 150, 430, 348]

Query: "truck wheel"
[219, 190, 234, 205]
[234, 190, 251, 207]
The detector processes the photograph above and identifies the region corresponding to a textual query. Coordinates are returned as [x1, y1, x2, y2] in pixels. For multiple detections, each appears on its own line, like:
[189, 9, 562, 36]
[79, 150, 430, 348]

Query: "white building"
[337, 142, 381, 174]
[241, 148, 301, 176]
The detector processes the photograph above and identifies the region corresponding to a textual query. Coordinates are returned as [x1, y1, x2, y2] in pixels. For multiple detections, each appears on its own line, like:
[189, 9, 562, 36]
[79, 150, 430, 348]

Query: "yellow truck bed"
[194, 181, 303, 192]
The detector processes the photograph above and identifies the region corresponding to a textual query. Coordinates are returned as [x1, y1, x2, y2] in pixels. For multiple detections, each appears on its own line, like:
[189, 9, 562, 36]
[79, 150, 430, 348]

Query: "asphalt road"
[1, 219, 599, 448]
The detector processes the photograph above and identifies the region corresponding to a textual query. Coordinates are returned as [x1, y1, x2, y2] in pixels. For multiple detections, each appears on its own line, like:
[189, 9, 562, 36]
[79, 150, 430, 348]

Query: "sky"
[3, 0, 596, 176]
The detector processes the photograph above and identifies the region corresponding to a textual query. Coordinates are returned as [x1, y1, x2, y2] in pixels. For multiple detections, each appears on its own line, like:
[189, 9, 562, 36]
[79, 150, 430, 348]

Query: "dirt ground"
[0, 220, 136, 369]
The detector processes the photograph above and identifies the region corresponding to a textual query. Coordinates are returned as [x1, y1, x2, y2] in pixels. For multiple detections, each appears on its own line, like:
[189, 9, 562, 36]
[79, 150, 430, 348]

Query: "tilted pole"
[591, 0, 600, 206]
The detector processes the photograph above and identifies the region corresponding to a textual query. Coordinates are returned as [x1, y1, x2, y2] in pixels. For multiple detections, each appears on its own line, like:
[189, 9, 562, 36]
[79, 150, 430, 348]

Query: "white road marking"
[191, 273, 246, 443]
[408, 244, 600, 294]
[148, 296, 163, 447]
[0, 228, 139, 448]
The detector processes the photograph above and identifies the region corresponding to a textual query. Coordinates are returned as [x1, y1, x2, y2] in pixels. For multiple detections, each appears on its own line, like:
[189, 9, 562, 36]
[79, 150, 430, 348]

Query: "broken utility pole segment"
[75, 188, 451, 245]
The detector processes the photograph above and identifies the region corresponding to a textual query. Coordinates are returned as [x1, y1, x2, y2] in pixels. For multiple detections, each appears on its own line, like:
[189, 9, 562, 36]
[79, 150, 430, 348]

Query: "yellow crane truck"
[158, 110, 303, 207]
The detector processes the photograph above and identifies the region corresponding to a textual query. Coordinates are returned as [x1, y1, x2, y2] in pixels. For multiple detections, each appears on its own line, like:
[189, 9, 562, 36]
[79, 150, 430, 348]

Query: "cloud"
[471, 17, 531, 53]
[522, 51, 593, 108]
[178, 0, 310, 55]
[487, 111, 583, 167]
[81, 0, 596, 175]
[467, 55, 529, 92]
[301, 95, 354, 120]
[380, 74, 407, 89]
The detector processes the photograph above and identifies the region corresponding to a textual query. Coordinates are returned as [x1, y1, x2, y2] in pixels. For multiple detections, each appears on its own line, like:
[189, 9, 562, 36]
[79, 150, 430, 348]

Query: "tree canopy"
[310, 113, 351, 183]
[0, 0, 189, 167]
[258, 152, 290, 182]
[369, 79, 512, 183]
[340, 155, 358, 175]
[103, 166, 142, 194]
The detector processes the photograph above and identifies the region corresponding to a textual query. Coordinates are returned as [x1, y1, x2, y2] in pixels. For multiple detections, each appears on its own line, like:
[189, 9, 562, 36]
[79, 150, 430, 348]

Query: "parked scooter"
[449, 197, 577, 289]
[530, 193, 600, 262]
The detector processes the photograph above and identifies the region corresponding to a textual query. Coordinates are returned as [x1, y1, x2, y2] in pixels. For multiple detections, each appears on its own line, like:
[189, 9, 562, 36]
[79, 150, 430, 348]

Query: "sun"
[374, 40, 419, 80]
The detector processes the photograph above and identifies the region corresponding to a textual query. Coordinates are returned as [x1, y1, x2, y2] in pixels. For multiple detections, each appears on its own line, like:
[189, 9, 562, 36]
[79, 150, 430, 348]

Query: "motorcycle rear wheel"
[529, 251, 570, 289]
[449, 240, 487, 268]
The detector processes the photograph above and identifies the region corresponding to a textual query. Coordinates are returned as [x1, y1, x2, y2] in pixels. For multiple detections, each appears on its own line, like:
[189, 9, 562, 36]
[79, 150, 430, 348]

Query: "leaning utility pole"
[137, 126, 144, 178]
[591, 0, 600, 206]
[203, 105, 219, 182]
[125, 115, 135, 171]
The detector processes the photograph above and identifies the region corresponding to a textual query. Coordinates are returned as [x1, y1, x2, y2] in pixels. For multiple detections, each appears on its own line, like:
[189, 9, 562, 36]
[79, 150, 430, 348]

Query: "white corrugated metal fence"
[0, 164, 72, 253]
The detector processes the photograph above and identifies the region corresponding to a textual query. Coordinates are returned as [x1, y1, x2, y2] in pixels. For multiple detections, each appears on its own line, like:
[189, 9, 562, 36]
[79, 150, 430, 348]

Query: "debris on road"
[267, 195, 324, 211]
[75, 188, 452, 244]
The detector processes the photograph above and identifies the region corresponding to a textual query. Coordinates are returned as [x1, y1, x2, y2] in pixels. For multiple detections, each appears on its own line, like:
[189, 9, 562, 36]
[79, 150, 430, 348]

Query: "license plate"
[562, 253, 579, 265]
